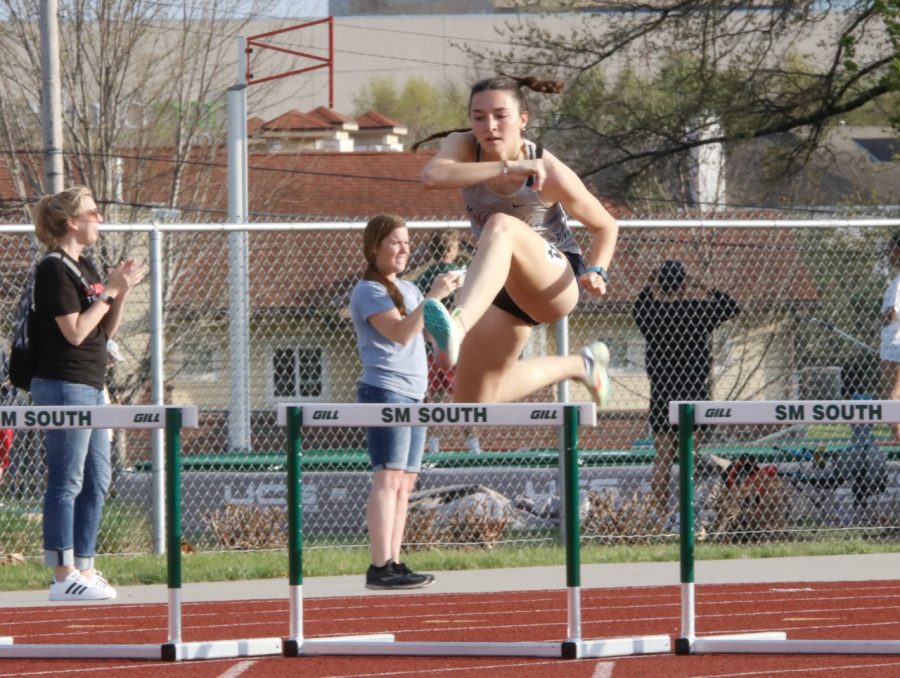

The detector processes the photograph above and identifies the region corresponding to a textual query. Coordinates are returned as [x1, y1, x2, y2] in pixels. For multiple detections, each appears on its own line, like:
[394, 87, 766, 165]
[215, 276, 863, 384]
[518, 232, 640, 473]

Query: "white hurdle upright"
[670, 399, 900, 656]
[0, 405, 283, 661]
[278, 402, 671, 659]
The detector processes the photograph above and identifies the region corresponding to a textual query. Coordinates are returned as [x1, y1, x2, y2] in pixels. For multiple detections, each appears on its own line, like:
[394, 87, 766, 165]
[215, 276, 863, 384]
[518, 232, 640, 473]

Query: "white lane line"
[0, 658, 239, 677]
[690, 659, 900, 677]
[217, 660, 257, 678]
[592, 660, 615, 678]
[323, 658, 596, 677]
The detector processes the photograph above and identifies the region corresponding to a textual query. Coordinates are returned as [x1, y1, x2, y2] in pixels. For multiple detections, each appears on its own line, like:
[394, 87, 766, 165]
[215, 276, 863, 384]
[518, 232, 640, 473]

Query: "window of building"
[272, 346, 324, 399]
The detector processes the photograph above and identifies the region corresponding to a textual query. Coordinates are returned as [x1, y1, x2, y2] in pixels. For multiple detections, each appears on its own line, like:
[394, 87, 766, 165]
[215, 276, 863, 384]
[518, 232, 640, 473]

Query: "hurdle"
[278, 402, 671, 659]
[672, 400, 900, 655]
[0, 405, 284, 661]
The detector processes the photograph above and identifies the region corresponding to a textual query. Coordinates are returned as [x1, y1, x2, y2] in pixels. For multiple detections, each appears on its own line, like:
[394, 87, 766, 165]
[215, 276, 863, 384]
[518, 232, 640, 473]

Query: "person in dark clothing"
[632, 260, 740, 521]
[31, 186, 148, 601]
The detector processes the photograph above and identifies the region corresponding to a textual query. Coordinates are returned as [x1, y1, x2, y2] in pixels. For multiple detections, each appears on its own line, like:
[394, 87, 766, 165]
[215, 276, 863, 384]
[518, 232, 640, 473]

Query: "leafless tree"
[0, 0, 290, 402]
[0, 0, 291, 220]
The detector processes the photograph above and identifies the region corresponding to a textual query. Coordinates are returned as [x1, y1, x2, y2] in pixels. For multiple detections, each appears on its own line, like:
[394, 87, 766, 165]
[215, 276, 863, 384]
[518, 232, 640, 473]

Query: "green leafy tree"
[353, 76, 469, 149]
[465, 1, 900, 204]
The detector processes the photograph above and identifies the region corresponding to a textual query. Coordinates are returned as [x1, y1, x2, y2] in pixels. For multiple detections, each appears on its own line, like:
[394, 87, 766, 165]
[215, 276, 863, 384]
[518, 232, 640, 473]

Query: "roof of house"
[356, 110, 406, 131]
[247, 117, 266, 135]
[602, 227, 816, 309]
[169, 223, 816, 314]
[728, 125, 900, 208]
[261, 109, 334, 132]
[307, 106, 355, 125]
[243, 150, 467, 220]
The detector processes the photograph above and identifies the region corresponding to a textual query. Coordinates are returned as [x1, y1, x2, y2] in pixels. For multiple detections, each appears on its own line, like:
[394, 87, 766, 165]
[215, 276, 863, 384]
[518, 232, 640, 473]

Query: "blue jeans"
[31, 378, 111, 570]
[357, 382, 425, 472]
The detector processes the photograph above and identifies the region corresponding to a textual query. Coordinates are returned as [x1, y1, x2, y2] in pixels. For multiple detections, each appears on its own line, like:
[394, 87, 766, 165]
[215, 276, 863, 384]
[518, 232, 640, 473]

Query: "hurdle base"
[163, 637, 284, 661]
[297, 634, 671, 659]
[689, 633, 900, 655]
[283, 633, 396, 657]
[0, 637, 283, 662]
[678, 631, 787, 655]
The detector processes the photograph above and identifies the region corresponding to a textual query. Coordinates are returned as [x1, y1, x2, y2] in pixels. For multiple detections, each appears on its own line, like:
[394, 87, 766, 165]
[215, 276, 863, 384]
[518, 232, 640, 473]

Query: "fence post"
[150, 226, 166, 555]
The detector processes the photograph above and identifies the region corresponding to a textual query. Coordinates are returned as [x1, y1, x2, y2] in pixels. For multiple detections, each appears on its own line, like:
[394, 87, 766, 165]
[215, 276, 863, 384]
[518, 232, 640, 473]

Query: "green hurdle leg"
[675, 402, 696, 655]
[561, 405, 581, 659]
[283, 405, 304, 656]
[162, 407, 183, 661]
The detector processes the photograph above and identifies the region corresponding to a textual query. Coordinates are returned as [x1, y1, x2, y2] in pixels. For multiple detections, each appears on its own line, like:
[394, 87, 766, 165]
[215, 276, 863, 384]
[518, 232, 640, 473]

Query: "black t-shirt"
[33, 250, 108, 389]
[632, 287, 740, 396]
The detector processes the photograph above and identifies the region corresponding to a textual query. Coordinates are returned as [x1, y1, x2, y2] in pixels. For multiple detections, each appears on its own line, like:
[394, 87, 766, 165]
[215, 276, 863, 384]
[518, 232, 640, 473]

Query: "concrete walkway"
[2, 552, 897, 607]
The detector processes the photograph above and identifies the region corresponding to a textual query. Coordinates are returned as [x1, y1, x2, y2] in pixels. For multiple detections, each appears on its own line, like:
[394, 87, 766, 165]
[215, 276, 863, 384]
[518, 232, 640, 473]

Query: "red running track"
[1, 580, 899, 677]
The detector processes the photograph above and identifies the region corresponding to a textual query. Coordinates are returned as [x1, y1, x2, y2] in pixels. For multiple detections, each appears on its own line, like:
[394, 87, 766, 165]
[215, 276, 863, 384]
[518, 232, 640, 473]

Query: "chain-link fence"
[1, 218, 899, 561]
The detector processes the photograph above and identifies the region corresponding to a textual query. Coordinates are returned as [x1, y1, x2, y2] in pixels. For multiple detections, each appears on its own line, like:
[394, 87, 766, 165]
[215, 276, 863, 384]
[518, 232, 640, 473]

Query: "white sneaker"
[579, 342, 612, 408]
[423, 299, 462, 368]
[49, 570, 117, 601]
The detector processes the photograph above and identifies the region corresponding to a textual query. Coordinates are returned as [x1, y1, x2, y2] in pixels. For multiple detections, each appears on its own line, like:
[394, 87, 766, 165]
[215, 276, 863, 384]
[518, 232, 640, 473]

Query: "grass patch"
[0, 497, 154, 557]
[3, 539, 898, 592]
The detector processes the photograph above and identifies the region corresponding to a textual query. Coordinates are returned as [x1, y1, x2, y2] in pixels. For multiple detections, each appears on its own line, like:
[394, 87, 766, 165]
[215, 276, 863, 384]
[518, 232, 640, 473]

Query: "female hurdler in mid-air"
[416, 74, 618, 407]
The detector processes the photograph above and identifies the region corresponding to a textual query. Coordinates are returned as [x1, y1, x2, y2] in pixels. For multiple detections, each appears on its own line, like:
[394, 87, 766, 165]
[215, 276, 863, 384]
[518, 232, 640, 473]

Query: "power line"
[0, 147, 421, 184]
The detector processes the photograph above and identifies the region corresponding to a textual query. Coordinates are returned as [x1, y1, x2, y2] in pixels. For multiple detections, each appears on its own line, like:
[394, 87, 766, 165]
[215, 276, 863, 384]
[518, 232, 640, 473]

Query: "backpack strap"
[43, 251, 92, 292]
[31, 252, 93, 312]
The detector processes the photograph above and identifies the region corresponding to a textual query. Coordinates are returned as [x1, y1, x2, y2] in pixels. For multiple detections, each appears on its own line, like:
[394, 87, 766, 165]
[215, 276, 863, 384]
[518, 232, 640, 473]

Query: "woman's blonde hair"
[362, 214, 408, 316]
[32, 186, 93, 248]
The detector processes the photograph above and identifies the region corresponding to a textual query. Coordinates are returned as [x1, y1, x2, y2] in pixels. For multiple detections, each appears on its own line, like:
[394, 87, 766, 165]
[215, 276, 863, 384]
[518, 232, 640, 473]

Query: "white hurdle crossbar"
[278, 402, 670, 659]
[0, 405, 283, 661]
[669, 399, 900, 655]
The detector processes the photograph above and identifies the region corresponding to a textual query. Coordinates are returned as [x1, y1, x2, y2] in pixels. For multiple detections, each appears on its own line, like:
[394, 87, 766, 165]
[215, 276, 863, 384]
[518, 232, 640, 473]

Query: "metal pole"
[149, 228, 166, 554]
[40, 0, 64, 194]
[328, 17, 334, 109]
[226, 45, 252, 452]
[556, 316, 569, 547]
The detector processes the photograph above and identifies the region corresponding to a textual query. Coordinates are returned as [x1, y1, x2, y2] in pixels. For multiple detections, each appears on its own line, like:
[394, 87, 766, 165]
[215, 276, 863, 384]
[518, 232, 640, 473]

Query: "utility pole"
[40, 0, 64, 194]
[224, 19, 333, 453]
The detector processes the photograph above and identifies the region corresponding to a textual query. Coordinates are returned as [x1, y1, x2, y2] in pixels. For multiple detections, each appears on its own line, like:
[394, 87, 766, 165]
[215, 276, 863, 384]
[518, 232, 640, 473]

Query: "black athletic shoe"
[393, 561, 435, 586]
[365, 560, 432, 590]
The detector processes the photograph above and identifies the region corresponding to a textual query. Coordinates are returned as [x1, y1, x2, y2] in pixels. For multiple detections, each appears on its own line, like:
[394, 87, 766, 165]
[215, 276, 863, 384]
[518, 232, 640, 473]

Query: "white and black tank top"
[461, 138, 582, 256]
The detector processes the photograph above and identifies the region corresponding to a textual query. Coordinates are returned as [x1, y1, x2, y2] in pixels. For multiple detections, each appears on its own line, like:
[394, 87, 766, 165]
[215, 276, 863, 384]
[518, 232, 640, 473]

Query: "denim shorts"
[357, 382, 425, 472]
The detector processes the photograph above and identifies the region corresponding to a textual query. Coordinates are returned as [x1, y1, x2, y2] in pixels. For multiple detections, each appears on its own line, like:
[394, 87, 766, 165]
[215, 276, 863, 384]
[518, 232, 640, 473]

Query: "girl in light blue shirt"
[349, 214, 460, 590]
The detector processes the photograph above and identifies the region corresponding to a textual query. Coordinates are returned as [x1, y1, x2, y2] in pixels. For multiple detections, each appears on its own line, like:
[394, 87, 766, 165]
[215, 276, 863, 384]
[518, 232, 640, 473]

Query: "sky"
[250, 0, 328, 20]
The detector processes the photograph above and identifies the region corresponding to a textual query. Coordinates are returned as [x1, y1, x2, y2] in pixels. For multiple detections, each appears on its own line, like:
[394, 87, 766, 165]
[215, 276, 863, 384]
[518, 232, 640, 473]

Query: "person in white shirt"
[880, 233, 900, 441]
